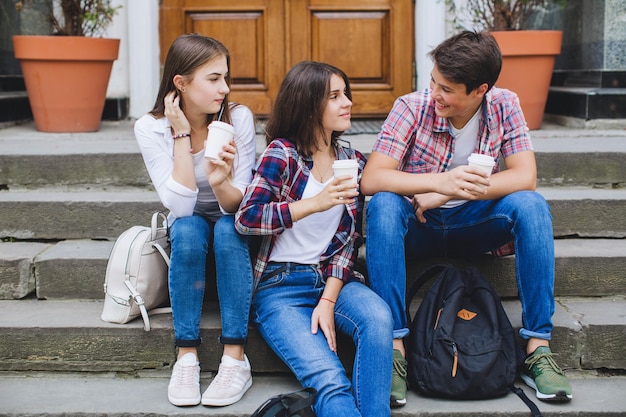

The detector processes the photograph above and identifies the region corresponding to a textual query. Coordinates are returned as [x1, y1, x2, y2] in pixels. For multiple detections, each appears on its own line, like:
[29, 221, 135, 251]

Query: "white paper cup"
[332, 159, 359, 185]
[204, 121, 235, 160]
[467, 153, 496, 177]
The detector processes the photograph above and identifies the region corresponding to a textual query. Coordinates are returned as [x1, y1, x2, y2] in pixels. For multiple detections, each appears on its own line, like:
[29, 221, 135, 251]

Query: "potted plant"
[444, 0, 565, 129]
[12, 0, 121, 132]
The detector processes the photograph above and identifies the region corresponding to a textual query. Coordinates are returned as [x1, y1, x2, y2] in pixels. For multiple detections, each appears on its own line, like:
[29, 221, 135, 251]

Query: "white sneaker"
[201, 354, 252, 406]
[168, 352, 201, 406]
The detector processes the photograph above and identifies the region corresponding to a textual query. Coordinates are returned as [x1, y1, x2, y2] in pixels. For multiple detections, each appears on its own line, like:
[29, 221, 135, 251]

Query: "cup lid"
[468, 153, 495, 164]
[209, 120, 235, 132]
[332, 159, 359, 167]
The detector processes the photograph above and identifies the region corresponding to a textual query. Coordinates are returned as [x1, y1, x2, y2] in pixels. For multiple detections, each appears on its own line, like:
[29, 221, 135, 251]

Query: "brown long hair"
[264, 61, 352, 157]
[149, 33, 234, 125]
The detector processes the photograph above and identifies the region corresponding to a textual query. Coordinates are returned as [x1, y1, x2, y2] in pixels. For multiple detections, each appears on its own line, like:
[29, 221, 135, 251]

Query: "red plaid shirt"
[373, 87, 532, 256]
[236, 138, 367, 283]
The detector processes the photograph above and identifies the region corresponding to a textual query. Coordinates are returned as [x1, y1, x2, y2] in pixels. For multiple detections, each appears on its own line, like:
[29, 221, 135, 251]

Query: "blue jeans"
[366, 191, 555, 341]
[169, 214, 253, 347]
[253, 263, 393, 417]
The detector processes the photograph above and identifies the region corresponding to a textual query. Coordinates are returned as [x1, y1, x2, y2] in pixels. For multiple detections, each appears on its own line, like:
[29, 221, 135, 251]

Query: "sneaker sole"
[521, 373, 573, 402]
[168, 393, 201, 407]
[201, 377, 252, 407]
[390, 397, 407, 407]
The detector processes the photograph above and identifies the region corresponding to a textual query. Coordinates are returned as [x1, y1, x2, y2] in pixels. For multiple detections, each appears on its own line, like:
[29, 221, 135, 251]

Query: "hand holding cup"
[204, 121, 235, 160]
[467, 153, 496, 177]
[332, 159, 359, 185]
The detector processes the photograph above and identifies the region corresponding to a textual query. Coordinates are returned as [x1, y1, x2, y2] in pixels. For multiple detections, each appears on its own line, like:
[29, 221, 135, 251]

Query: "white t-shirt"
[442, 106, 481, 209]
[269, 175, 344, 264]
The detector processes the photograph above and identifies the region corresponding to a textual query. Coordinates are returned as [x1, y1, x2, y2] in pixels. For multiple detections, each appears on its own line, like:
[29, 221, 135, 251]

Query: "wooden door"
[159, 0, 285, 116]
[159, 0, 413, 117]
[288, 0, 414, 116]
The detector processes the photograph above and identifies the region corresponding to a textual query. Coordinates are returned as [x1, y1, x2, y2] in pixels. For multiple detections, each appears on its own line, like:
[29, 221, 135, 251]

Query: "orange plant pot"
[13, 35, 120, 133]
[491, 31, 562, 130]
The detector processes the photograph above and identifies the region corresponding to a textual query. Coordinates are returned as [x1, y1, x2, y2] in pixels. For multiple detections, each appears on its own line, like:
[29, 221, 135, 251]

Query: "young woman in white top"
[134, 34, 256, 408]
[235, 61, 393, 417]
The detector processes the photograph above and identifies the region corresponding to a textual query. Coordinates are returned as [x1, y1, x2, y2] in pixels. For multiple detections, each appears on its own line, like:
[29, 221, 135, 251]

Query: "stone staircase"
[0, 120, 625, 416]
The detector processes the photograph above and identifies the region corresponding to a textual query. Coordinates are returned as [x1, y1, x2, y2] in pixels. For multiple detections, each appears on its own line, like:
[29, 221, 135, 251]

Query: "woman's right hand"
[314, 176, 359, 212]
[164, 91, 191, 136]
[288, 176, 359, 223]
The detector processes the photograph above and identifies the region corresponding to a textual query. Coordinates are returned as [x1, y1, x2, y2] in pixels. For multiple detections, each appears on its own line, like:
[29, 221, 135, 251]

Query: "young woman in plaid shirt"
[236, 61, 393, 417]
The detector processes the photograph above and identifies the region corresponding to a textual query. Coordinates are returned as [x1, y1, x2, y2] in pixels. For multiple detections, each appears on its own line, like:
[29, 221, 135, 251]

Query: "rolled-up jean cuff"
[175, 338, 202, 348]
[219, 336, 247, 345]
[519, 329, 551, 341]
[394, 328, 410, 340]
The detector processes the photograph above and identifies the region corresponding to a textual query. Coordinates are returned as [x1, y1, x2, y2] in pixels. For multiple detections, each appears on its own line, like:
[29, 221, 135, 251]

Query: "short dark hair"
[428, 31, 502, 94]
[265, 61, 352, 156]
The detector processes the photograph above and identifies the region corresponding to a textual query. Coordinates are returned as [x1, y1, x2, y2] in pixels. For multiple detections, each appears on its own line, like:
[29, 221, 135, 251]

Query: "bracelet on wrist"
[320, 297, 336, 305]
[173, 132, 191, 140]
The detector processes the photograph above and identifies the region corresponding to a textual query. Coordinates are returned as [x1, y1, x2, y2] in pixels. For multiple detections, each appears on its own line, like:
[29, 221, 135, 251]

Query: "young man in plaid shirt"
[361, 30, 573, 407]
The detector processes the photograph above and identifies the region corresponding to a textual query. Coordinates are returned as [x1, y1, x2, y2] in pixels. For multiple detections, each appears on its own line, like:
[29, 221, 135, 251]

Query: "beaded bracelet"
[173, 132, 191, 140]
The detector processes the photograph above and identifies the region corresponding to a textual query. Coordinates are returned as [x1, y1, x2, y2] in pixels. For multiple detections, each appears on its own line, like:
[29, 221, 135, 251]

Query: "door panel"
[160, 0, 284, 116]
[160, 0, 413, 117]
[290, 0, 413, 116]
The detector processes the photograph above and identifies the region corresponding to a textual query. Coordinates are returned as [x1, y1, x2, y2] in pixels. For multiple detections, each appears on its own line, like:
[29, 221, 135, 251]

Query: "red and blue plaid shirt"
[373, 87, 532, 257]
[373, 87, 532, 175]
[235, 138, 367, 284]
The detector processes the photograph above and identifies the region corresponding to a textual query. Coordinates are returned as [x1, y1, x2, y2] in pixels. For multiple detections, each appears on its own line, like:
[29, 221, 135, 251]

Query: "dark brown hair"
[264, 61, 352, 156]
[428, 31, 502, 94]
[149, 34, 234, 125]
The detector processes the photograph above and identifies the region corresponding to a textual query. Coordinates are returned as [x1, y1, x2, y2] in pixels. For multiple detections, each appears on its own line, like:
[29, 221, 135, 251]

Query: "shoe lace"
[526, 351, 564, 376]
[392, 357, 407, 380]
[173, 363, 199, 386]
[212, 363, 238, 388]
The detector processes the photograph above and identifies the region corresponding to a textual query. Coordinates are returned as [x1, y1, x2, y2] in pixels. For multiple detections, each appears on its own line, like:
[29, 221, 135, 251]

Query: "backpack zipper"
[451, 342, 458, 377]
[435, 302, 458, 377]
[434, 307, 443, 329]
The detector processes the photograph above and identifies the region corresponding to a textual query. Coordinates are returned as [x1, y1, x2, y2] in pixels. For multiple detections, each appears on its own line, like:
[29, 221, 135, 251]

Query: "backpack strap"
[406, 264, 448, 316]
[276, 387, 317, 417]
[122, 239, 172, 331]
[284, 387, 316, 416]
[511, 386, 543, 417]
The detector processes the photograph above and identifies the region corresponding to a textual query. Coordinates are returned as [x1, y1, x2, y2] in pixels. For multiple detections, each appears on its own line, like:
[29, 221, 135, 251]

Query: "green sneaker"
[521, 346, 573, 402]
[390, 349, 407, 407]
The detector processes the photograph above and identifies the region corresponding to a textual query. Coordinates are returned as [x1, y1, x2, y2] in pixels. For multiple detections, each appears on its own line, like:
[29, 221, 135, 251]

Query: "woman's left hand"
[311, 300, 337, 353]
[205, 139, 237, 187]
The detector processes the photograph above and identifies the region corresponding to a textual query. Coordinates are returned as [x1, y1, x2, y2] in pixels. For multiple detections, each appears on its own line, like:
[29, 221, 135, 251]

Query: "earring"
[181, 88, 186, 93]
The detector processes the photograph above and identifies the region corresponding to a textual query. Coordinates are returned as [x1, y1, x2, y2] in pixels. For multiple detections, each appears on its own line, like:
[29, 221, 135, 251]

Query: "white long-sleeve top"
[134, 105, 256, 223]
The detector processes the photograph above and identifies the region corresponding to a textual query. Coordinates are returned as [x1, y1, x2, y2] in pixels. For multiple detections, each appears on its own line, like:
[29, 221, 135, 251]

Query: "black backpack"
[250, 387, 316, 417]
[406, 264, 542, 415]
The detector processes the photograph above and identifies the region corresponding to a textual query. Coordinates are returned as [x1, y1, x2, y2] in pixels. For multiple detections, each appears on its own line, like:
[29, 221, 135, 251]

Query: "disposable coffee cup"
[467, 153, 496, 177]
[204, 121, 235, 160]
[332, 159, 359, 185]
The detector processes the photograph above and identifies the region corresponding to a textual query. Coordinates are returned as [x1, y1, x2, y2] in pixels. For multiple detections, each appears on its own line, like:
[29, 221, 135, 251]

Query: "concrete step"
[0, 296, 624, 373]
[0, 189, 165, 240]
[2, 238, 625, 301]
[1, 121, 625, 189]
[0, 186, 624, 240]
[1, 371, 624, 417]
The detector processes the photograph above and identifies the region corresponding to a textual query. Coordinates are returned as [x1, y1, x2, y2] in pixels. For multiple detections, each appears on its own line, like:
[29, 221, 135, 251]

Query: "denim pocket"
[257, 266, 287, 291]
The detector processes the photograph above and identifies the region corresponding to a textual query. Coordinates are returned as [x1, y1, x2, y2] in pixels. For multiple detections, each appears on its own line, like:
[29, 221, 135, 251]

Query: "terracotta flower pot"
[491, 30, 562, 130]
[13, 35, 120, 132]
